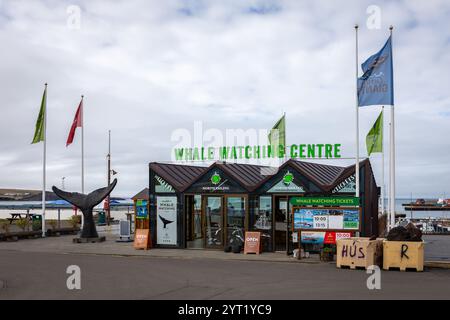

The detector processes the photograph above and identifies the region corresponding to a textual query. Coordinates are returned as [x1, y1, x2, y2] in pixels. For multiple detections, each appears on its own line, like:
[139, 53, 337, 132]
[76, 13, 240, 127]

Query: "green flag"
[366, 110, 383, 156]
[268, 114, 285, 147]
[31, 86, 47, 144]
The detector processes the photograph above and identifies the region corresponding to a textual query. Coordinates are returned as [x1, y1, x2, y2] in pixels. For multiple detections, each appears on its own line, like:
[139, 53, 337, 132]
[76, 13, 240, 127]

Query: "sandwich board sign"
[244, 231, 262, 254]
[134, 229, 151, 250]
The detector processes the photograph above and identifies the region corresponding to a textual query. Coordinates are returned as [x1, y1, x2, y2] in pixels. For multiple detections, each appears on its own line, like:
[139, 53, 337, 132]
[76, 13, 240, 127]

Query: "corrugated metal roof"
[253, 159, 371, 192]
[149, 162, 207, 192]
[216, 162, 276, 191]
[149, 159, 373, 193]
[289, 160, 345, 188]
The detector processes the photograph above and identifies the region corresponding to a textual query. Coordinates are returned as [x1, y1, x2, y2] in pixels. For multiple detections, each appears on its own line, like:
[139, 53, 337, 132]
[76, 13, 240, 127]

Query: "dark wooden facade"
[147, 160, 380, 252]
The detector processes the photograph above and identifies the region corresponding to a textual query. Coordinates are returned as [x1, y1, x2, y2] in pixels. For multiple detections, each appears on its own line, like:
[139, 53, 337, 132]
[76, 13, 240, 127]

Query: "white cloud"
[0, 0, 449, 198]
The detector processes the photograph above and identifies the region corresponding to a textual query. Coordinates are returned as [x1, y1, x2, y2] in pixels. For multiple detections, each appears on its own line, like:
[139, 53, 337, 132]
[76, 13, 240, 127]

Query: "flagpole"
[389, 25, 396, 230]
[355, 25, 360, 202]
[381, 106, 385, 218]
[81, 95, 84, 194]
[107, 130, 111, 226]
[387, 121, 391, 229]
[80, 95, 85, 232]
[42, 83, 47, 238]
[283, 111, 286, 163]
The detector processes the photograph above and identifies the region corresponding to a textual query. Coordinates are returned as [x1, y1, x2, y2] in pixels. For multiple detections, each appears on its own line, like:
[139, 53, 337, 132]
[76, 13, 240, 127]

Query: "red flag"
[66, 99, 83, 147]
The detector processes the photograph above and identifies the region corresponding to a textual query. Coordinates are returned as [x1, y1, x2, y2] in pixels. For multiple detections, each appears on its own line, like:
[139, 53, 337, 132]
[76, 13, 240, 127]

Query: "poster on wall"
[328, 209, 344, 229]
[313, 215, 329, 229]
[136, 200, 148, 219]
[294, 209, 314, 229]
[301, 231, 326, 244]
[156, 196, 177, 245]
[294, 208, 359, 231]
[301, 231, 352, 244]
[343, 210, 360, 229]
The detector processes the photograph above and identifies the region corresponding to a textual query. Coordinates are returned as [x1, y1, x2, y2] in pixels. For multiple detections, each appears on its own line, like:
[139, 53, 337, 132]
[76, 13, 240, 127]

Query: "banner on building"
[156, 196, 177, 245]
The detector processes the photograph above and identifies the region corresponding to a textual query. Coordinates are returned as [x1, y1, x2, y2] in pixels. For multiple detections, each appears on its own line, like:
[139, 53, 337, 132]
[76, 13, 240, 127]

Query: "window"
[254, 196, 272, 251]
[226, 197, 246, 247]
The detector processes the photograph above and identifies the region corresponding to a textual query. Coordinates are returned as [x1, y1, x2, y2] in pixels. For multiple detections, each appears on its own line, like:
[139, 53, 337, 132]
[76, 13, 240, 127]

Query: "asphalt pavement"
[1, 250, 449, 299]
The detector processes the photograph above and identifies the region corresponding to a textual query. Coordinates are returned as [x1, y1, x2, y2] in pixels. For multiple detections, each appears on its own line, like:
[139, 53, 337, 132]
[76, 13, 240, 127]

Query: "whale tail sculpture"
[52, 179, 117, 239]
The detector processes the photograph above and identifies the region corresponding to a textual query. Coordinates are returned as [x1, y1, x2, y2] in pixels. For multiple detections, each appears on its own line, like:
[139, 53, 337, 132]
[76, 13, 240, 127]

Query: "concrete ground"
[0, 230, 448, 263]
[0, 232, 449, 299]
[1, 250, 449, 299]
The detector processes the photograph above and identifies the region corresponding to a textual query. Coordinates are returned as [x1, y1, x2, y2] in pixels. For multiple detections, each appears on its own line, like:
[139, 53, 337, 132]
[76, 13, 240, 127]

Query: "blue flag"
[358, 36, 394, 107]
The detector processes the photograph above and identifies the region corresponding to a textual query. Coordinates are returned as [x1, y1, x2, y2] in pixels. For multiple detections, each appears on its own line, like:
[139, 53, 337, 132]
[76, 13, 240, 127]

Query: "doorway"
[274, 196, 288, 252]
[225, 196, 246, 248]
[186, 195, 204, 249]
[273, 196, 295, 254]
[204, 196, 223, 249]
[186, 195, 247, 250]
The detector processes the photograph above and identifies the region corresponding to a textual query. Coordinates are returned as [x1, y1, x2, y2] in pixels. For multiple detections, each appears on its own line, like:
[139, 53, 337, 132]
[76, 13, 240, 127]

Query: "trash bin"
[32, 214, 42, 231]
[98, 211, 106, 225]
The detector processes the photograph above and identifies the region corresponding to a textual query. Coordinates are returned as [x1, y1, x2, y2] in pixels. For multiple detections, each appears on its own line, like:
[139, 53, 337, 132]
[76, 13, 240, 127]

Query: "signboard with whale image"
[156, 196, 177, 245]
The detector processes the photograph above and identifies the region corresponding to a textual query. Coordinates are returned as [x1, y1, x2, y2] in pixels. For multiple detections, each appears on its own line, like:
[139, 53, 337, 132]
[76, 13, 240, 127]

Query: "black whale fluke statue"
[52, 179, 117, 239]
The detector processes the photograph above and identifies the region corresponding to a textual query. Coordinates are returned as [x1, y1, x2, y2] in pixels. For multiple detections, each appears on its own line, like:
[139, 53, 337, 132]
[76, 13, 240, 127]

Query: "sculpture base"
[73, 236, 106, 243]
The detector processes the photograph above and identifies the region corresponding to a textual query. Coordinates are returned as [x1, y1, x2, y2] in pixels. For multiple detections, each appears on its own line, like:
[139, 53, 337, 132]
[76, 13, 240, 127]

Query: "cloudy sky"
[0, 0, 449, 198]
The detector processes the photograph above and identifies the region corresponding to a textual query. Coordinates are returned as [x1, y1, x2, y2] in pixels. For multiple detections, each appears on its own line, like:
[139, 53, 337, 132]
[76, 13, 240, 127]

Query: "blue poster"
[301, 232, 325, 244]
[294, 209, 328, 229]
[343, 210, 359, 229]
[294, 208, 358, 230]
[136, 200, 148, 219]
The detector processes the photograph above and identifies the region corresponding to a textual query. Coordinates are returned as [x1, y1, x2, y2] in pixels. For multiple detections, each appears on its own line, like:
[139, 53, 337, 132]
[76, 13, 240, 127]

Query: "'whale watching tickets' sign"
[290, 197, 360, 206]
[174, 144, 342, 161]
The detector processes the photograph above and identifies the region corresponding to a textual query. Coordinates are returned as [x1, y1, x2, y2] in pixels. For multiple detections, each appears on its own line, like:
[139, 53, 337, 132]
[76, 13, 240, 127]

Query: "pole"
[381, 106, 385, 218]
[80, 95, 85, 232]
[58, 208, 61, 229]
[355, 25, 360, 200]
[42, 83, 47, 238]
[284, 111, 286, 163]
[81, 95, 84, 194]
[389, 26, 396, 230]
[107, 130, 111, 226]
[387, 121, 391, 229]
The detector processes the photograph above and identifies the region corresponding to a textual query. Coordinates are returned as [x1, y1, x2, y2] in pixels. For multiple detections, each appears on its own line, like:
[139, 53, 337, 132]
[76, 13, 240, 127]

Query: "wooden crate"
[383, 240, 424, 272]
[336, 237, 383, 270]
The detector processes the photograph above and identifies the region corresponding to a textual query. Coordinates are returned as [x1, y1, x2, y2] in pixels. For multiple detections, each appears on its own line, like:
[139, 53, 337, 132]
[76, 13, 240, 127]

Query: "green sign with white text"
[290, 197, 360, 207]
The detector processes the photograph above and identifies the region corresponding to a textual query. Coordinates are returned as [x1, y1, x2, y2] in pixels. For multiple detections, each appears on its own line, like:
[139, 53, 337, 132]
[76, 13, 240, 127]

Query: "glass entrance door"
[186, 195, 204, 249]
[225, 197, 246, 248]
[274, 197, 288, 252]
[204, 196, 223, 249]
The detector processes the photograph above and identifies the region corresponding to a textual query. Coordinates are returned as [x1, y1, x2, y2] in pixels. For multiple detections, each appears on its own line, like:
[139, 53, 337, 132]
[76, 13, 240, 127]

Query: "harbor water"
[1, 199, 449, 221]
[0, 200, 134, 221]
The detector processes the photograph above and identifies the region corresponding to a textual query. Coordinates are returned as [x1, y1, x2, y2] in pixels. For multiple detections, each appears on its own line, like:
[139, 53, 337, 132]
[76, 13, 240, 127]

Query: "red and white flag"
[66, 99, 83, 147]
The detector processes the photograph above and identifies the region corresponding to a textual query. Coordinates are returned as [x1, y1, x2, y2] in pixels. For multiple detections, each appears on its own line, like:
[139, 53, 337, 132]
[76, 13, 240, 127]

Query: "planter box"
[0, 231, 42, 241]
[383, 240, 424, 272]
[46, 227, 80, 237]
[336, 237, 383, 270]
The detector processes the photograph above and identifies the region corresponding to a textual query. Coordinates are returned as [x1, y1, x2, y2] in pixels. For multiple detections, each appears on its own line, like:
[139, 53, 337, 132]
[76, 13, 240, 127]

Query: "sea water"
[0, 201, 133, 221]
